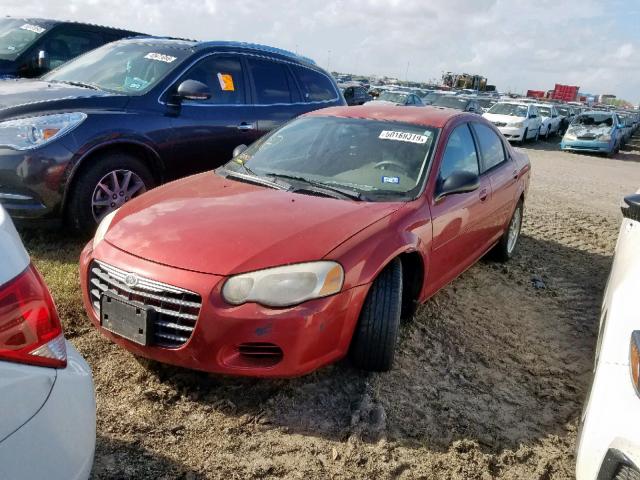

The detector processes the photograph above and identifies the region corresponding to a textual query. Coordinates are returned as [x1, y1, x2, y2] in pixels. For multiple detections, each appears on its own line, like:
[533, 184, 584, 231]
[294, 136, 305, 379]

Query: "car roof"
[303, 105, 468, 128]
[120, 37, 317, 66]
[6, 17, 140, 33]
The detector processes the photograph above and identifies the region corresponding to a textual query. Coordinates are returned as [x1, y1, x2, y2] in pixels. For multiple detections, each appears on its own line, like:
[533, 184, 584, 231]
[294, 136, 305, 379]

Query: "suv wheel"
[66, 152, 155, 234]
[350, 259, 403, 372]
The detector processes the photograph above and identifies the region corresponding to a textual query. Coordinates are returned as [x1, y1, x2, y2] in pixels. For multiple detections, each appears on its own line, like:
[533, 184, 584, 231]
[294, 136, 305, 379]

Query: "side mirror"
[437, 171, 480, 200]
[622, 194, 640, 221]
[233, 144, 248, 158]
[176, 80, 211, 101]
[37, 50, 49, 71]
[529, 114, 537, 118]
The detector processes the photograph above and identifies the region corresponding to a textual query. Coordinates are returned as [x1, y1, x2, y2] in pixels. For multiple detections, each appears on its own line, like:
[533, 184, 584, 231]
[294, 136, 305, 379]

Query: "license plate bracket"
[100, 292, 154, 346]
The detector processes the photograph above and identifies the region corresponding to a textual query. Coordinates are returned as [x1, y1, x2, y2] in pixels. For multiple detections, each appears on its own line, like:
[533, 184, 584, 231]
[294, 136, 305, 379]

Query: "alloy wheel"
[91, 169, 147, 222]
[507, 205, 522, 254]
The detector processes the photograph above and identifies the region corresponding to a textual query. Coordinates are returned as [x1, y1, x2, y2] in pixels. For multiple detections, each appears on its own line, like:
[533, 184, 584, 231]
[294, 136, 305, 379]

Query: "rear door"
[471, 122, 518, 243]
[168, 53, 261, 177]
[428, 123, 493, 293]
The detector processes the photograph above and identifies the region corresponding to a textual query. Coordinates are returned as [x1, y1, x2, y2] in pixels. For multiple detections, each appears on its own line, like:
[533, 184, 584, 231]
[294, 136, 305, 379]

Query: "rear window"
[292, 66, 337, 102]
[247, 57, 293, 104]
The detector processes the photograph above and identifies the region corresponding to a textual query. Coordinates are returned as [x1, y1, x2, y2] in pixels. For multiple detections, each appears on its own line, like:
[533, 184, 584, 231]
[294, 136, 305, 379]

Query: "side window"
[247, 57, 293, 104]
[40, 28, 101, 68]
[438, 124, 479, 188]
[292, 65, 337, 102]
[472, 123, 507, 172]
[180, 55, 245, 105]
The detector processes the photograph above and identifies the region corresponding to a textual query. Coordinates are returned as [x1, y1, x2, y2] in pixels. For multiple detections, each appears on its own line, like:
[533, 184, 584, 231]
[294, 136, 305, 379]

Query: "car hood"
[482, 113, 525, 123]
[368, 100, 402, 106]
[0, 79, 128, 119]
[105, 172, 404, 275]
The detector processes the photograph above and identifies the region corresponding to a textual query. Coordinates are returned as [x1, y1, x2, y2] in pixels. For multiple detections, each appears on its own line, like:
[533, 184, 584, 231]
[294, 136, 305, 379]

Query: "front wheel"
[491, 200, 523, 262]
[66, 152, 155, 234]
[350, 259, 403, 372]
[520, 128, 529, 144]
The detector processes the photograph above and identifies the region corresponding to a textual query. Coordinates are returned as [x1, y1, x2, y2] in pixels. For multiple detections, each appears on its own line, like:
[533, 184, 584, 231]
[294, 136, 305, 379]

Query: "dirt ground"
[24, 133, 640, 479]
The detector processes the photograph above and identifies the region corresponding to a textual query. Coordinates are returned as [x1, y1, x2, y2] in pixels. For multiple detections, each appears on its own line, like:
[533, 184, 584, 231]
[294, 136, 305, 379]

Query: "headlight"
[509, 121, 524, 128]
[222, 261, 344, 307]
[563, 133, 577, 141]
[597, 133, 612, 142]
[0, 112, 87, 150]
[93, 209, 118, 250]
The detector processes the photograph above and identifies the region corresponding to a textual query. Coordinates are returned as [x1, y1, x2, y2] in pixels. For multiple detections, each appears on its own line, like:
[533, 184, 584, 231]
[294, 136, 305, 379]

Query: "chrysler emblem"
[124, 273, 139, 288]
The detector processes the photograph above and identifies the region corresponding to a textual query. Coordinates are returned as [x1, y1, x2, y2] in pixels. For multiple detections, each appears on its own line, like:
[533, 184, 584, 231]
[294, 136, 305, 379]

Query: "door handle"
[237, 122, 255, 131]
[479, 189, 488, 201]
[513, 170, 519, 180]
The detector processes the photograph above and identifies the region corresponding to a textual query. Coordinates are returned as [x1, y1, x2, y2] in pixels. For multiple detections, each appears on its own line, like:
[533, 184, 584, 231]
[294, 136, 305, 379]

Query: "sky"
[2, 0, 639, 103]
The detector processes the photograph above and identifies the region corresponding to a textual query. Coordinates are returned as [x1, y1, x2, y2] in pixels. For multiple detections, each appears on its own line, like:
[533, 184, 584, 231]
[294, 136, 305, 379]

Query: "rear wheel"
[66, 152, 155, 234]
[350, 259, 403, 372]
[491, 200, 523, 262]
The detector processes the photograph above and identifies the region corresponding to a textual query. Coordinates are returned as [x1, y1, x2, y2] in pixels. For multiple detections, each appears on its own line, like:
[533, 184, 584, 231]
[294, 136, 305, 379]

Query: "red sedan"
[80, 105, 530, 377]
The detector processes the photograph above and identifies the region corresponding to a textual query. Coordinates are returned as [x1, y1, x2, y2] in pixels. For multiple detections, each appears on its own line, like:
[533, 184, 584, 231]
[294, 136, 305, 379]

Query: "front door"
[427, 123, 493, 295]
[168, 54, 261, 178]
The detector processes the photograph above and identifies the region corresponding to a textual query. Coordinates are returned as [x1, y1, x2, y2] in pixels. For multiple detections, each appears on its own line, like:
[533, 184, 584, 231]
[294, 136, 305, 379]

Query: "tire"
[350, 258, 403, 372]
[613, 465, 640, 480]
[66, 152, 155, 234]
[491, 200, 523, 262]
[534, 127, 540, 142]
[520, 128, 528, 144]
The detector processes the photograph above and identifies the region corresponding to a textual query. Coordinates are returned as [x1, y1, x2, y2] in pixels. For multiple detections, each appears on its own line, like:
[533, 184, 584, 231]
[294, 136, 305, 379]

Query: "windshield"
[0, 19, 48, 60]
[537, 106, 551, 117]
[431, 96, 469, 110]
[476, 98, 496, 108]
[223, 116, 438, 201]
[571, 113, 614, 127]
[557, 107, 570, 116]
[487, 103, 529, 117]
[377, 91, 408, 104]
[423, 92, 446, 104]
[43, 41, 191, 95]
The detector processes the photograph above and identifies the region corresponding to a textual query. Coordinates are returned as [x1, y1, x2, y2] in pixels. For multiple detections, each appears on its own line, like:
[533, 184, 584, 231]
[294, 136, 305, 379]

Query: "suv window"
[438, 124, 479, 187]
[292, 65, 336, 102]
[247, 57, 292, 104]
[472, 123, 506, 172]
[180, 55, 246, 105]
[39, 27, 102, 68]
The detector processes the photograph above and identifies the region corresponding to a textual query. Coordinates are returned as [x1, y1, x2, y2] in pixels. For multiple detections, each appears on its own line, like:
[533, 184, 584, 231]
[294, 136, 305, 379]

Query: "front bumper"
[561, 139, 614, 154]
[0, 142, 75, 219]
[80, 242, 371, 378]
[496, 125, 526, 141]
[0, 342, 96, 480]
[576, 362, 640, 479]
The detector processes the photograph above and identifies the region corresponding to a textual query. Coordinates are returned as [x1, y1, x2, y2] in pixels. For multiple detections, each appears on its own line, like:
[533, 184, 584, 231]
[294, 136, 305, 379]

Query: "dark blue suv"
[0, 37, 345, 231]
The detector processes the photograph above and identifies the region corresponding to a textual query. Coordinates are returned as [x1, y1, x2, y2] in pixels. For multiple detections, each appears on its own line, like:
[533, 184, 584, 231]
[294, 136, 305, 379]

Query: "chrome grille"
[89, 260, 202, 348]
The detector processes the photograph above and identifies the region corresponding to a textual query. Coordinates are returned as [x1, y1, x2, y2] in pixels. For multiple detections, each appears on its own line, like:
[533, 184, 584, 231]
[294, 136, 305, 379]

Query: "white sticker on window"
[379, 130, 429, 144]
[20, 24, 46, 34]
[144, 52, 177, 63]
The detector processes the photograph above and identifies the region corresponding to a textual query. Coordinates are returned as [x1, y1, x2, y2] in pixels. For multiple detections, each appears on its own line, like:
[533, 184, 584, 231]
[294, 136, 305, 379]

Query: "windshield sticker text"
[217, 73, 235, 91]
[382, 176, 400, 184]
[20, 24, 46, 34]
[379, 130, 429, 144]
[144, 52, 177, 63]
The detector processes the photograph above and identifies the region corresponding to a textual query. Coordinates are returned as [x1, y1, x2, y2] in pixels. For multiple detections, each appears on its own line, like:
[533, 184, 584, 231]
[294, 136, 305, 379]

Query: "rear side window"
[472, 123, 506, 172]
[180, 55, 245, 105]
[292, 66, 337, 102]
[247, 57, 292, 104]
[438, 124, 479, 184]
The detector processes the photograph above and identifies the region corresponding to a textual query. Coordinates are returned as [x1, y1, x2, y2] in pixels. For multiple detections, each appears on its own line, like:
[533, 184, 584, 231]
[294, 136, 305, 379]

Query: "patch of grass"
[19, 228, 89, 338]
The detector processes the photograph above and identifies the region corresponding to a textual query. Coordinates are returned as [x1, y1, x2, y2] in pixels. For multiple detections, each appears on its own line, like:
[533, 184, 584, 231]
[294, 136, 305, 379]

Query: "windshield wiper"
[265, 173, 363, 201]
[54, 80, 101, 90]
[220, 169, 289, 191]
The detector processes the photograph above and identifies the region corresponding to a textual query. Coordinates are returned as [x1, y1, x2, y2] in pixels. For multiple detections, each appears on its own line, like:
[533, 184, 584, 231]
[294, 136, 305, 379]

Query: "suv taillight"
[0, 264, 67, 368]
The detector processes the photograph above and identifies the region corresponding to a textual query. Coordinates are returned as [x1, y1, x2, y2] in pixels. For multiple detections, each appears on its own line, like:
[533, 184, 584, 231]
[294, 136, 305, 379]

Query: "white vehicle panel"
[0, 206, 29, 285]
[0, 343, 95, 480]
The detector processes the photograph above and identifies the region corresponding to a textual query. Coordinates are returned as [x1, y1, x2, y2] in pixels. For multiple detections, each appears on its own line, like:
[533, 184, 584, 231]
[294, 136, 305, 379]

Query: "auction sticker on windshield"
[144, 52, 177, 63]
[379, 130, 430, 144]
[20, 24, 46, 34]
[217, 73, 235, 91]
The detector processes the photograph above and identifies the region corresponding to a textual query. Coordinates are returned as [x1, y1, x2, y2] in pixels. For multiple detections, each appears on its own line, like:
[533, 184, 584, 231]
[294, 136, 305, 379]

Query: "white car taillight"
[0, 264, 67, 368]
